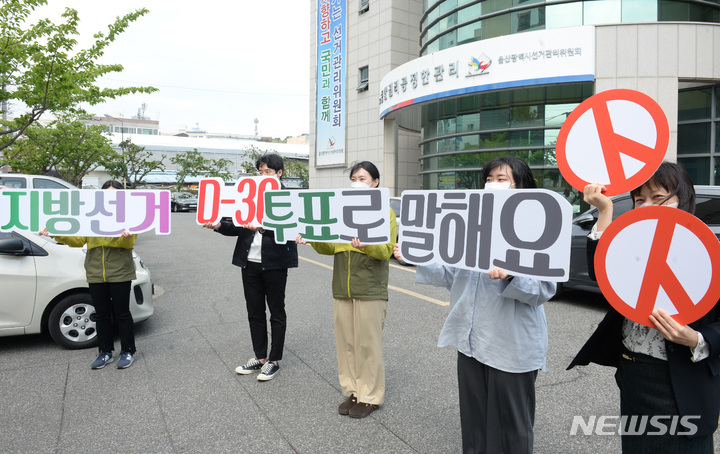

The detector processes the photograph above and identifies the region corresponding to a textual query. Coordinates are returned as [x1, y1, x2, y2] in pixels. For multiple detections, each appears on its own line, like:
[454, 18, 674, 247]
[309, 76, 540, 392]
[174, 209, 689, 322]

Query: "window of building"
[359, 0, 369, 14]
[677, 85, 720, 185]
[420, 0, 720, 56]
[357, 66, 369, 92]
[419, 83, 594, 213]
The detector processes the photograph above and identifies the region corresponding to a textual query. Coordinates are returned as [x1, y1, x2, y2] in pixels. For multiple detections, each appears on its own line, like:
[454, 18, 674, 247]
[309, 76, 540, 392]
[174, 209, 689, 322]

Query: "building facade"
[310, 0, 720, 215]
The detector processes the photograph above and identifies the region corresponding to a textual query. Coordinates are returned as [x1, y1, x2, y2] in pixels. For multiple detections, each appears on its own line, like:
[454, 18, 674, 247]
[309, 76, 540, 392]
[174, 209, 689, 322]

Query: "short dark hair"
[256, 152, 284, 175]
[101, 180, 124, 189]
[349, 161, 380, 185]
[481, 156, 537, 189]
[630, 161, 695, 214]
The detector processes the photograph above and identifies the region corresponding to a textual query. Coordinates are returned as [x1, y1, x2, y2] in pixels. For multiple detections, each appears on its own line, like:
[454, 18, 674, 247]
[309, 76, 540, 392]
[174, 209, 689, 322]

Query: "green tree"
[238, 145, 262, 174]
[0, 0, 157, 151]
[103, 139, 166, 189]
[284, 159, 309, 188]
[238, 145, 309, 188]
[170, 149, 233, 190]
[1, 118, 114, 186]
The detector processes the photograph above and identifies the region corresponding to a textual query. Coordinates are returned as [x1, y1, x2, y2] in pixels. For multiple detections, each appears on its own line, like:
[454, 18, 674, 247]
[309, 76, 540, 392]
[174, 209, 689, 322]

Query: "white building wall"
[595, 23, 720, 161]
[310, 0, 422, 193]
[311, 7, 720, 193]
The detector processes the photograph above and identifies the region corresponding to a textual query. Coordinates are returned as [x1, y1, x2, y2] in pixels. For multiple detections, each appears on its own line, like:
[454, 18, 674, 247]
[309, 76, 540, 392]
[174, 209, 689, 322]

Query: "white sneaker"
[257, 362, 280, 381]
[235, 357, 263, 375]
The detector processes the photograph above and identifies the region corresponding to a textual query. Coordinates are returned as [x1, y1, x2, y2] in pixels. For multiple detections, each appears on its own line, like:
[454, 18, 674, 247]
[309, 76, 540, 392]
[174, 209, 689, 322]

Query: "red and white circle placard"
[595, 206, 720, 327]
[557, 89, 669, 197]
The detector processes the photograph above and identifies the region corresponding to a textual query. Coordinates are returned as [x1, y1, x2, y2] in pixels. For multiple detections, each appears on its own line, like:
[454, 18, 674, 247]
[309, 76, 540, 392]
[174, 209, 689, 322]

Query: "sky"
[29, 1, 311, 138]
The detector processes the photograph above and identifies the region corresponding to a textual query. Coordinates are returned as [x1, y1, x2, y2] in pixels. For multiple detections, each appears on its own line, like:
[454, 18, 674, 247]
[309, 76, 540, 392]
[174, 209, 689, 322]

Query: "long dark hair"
[630, 161, 695, 214]
[349, 161, 380, 185]
[481, 156, 536, 189]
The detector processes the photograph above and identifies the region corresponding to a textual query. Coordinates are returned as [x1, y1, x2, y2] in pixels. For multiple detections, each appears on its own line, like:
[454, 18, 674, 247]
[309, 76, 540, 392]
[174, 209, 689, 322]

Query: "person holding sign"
[395, 156, 556, 454]
[40, 180, 139, 370]
[203, 153, 298, 382]
[296, 161, 396, 419]
[568, 162, 720, 452]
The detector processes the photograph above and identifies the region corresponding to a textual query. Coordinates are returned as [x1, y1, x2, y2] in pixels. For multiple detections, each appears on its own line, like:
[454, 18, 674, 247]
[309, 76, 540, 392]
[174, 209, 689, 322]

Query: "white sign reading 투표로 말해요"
[397, 189, 573, 282]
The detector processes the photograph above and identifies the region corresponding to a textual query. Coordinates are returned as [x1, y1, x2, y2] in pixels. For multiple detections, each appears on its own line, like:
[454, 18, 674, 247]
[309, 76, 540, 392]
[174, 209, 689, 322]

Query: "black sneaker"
[235, 357, 263, 375]
[257, 362, 280, 381]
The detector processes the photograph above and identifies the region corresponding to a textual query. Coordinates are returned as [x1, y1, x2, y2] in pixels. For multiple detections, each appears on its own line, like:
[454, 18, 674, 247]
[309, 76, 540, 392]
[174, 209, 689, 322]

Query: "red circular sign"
[556, 89, 669, 197]
[595, 206, 720, 327]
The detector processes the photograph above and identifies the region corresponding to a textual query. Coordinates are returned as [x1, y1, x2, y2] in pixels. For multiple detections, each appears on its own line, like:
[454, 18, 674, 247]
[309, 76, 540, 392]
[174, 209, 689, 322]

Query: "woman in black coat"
[568, 162, 720, 453]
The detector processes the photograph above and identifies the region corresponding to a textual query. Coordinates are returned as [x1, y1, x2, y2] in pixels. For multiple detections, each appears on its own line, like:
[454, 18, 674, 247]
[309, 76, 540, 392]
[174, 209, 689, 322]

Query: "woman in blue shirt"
[395, 156, 556, 454]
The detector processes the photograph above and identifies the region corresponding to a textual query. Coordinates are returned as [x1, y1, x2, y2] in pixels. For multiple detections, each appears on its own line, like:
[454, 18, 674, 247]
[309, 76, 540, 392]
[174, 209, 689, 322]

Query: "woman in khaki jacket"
[297, 161, 396, 419]
[41, 180, 138, 370]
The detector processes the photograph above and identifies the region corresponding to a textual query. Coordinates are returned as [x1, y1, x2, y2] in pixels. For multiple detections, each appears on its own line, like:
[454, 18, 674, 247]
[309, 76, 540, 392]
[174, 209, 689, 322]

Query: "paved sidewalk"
[3, 214, 719, 453]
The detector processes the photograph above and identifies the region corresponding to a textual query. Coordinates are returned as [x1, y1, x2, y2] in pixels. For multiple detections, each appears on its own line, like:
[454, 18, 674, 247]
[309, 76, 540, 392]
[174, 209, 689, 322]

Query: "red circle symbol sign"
[556, 89, 669, 197]
[595, 206, 720, 327]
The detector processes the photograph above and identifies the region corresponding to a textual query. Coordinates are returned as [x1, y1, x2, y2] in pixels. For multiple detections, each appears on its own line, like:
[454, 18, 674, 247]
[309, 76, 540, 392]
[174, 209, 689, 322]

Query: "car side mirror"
[0, 238, 31, 256]
[573, 213, 595, 226]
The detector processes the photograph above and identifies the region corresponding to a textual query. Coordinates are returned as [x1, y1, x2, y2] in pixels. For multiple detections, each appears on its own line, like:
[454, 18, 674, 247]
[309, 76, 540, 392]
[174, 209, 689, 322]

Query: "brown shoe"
[349, 402, 378, 419]
[338, 394, 357, 415]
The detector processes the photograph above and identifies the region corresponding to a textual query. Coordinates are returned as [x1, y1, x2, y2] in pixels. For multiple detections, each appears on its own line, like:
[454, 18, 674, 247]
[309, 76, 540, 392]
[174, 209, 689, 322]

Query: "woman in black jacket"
[568, 162, 720, 453]
[204, 153, 298, 381]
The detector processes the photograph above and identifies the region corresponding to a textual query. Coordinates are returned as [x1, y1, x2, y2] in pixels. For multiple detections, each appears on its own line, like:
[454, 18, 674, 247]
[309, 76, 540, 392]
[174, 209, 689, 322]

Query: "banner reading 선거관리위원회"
[315, 0, 346, 167]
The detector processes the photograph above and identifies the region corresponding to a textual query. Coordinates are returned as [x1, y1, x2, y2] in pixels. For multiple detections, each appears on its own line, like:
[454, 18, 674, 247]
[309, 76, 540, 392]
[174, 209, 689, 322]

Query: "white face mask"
[350, 181, 371, 189]
[639, 202, 679, 208]
[484, 182, 513, 190]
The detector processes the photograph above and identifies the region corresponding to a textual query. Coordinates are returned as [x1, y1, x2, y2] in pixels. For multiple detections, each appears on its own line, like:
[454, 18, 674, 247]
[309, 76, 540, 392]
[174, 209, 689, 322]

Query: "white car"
[0, 230, 154, 349]
[0, 173, 78, 189]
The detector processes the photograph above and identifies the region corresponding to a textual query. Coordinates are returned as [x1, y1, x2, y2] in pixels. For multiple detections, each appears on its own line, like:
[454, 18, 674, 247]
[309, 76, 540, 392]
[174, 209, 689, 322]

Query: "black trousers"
[616, 351, 713, 453]
[89, 281, 135, 355]
[457, 352, 537, 454]
[240, 262, 288, 362]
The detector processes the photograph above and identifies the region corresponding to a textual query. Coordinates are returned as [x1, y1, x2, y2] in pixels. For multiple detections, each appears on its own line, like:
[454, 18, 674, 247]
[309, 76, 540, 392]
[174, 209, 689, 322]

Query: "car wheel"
[48, 293, 98, 349]
[172, 203, 178, 212]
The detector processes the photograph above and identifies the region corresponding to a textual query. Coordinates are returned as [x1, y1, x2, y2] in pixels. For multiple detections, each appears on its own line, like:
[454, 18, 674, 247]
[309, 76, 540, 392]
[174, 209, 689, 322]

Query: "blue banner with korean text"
[315, 0, 346, 167]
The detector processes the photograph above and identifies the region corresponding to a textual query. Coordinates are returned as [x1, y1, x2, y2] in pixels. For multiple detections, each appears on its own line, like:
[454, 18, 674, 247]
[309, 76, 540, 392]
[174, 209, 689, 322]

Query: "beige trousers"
[333, 298, 387, 405]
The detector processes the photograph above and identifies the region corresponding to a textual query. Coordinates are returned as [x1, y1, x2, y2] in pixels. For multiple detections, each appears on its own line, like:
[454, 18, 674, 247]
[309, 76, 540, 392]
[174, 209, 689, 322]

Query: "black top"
[568, 238, 720, 437]
[215, 221, 298, 271]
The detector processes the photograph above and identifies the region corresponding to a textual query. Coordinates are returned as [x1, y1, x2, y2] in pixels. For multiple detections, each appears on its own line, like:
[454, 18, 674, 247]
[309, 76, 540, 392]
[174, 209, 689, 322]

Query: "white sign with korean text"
[196, 177, 281, 227]
[379, 26, 595, 118]
[263, 188, 391, 244]
[397, 189, 573, 281]
[0, 189, 171, 236]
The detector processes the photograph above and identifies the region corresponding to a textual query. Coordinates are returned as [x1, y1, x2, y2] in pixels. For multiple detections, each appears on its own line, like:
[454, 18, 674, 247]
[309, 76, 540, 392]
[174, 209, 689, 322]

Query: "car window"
[0, 177, 27, 188]
[610, 197, 634, 221]
[33, 178, 69, 189]
[695, 196, 720, 227]
[389, 198, 401, 216]
[585, 196, 634, 221]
